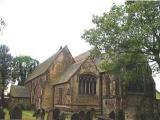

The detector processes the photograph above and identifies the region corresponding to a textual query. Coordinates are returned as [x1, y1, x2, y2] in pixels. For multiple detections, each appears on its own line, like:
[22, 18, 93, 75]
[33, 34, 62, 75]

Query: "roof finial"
[59, 46, 62, 51]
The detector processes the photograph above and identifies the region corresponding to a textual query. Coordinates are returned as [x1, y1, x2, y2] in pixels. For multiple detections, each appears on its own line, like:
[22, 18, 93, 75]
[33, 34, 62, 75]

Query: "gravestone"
[109, 111, 115, 120]
[59, 112, 65, 120]
[98, 116, 113, 120]
[9, 105, 22, 120]
[47, 109, 53, 120]
[40, 109, 45, 120]
[0, 108, 5, 120]
[33, 109, 40, 120]
[85, 110, 93, 120]
[38, 109, 45, 120]
[33, 108, 45, 120]
[79, 111, 85, 120]
[53, 108, 60, 120]
[117, 110, 124, 120]
[71, 113, 79, 120]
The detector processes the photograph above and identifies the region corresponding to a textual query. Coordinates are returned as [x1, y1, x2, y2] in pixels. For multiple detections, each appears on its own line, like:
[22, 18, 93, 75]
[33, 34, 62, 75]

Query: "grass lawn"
[4, 109, 97, 120]
[4, 109, 36, 120]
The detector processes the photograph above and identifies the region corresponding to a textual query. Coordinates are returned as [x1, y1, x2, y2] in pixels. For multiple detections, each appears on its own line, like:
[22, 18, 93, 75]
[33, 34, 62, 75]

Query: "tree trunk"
[1, 89, 4, 108]
[1, 77, 4, 108]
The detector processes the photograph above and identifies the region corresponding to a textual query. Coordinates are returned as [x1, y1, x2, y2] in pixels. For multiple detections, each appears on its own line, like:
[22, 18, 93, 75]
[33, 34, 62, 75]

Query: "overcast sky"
[0, 0, 125, 62]
[0, 0, 160, 91]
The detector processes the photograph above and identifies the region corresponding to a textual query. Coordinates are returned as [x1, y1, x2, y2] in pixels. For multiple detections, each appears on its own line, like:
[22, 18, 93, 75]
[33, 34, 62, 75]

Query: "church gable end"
[70, 57, 100, 111]
[48, 46, 75, 83]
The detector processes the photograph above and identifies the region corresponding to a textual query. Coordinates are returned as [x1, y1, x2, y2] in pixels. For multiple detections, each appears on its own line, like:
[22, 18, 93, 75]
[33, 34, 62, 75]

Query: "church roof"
[26, 46, 67, 83]
[25, 47, 103, 85]
[75, 50, 104, 72]
[74, 50, 90, 62]
[50, 51, 90, 85]
[10, 85, 30, 98]
[50, 60, 85, 85]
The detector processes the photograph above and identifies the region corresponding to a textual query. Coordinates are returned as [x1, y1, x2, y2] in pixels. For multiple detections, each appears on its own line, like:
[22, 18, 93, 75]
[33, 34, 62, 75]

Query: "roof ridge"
[10, 85, 30, 98]
[49, 59, 86, 85]
[26, 46, 66, 83]
[74, 50, 90, 62]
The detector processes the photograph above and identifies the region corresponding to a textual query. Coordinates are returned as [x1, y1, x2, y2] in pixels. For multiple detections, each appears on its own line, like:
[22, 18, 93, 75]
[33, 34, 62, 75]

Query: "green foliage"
[0, 45, 13, 88]
[0, 17, 6, 32]
[12, 56, 39, 86]
[82, 1, 159, 82]
[0, 45, 12, 107]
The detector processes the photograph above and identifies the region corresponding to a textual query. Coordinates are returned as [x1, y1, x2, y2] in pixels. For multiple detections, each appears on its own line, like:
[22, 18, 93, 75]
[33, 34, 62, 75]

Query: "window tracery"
[79, 74, 97, 95]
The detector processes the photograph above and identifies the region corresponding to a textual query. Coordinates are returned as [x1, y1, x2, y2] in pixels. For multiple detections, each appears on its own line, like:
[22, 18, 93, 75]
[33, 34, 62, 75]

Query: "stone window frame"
[58, 88, 63, 104]
[78, 73, 97, 95]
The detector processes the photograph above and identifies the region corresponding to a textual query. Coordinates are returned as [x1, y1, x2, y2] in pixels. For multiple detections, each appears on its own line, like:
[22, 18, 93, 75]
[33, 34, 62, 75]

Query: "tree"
[125, 1, 160, 73]
[82, 1, 160, 75]
[0, 45, 12, 108]
[0, 17, 6, 33]
[12, 56, 39, 85]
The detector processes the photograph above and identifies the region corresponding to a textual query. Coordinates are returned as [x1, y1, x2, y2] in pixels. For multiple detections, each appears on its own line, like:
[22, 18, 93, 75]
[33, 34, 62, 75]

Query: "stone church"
[24, 46, 156, 120]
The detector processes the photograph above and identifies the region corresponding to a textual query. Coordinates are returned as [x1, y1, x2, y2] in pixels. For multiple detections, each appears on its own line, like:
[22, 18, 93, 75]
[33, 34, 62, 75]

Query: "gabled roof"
[49, 60, 85, 85]
[74, 50, 90, 62]
[26, 47, 103, 85]
[50, 51, 91, 85]
[75, 50, 104, 72]
[10, 85, 30, 98]
[26, 46, 68, 83]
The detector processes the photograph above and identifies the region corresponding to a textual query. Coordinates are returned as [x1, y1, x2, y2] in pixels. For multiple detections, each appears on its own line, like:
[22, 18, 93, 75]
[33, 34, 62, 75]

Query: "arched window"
[79, 74, 97, 95]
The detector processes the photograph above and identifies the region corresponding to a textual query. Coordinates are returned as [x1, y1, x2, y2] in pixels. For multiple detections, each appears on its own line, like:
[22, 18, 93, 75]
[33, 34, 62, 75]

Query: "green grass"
[3, 109, 97, 120]
[4, 109, 35, 120]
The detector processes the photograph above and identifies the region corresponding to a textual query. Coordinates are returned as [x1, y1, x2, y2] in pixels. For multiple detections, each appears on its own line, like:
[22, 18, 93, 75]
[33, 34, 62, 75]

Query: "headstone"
[53, 108, 60, 120]
[71, 113, 79, 120]
[109, 111, 115, 120]
[33, 109, 40, 120]
[59, 112, 65, 120]
[98, 116, 113, 120]
[33, 108, 45, 120]
[79, 111, 85, 120]
[40, 109, 45, 120]
[9, 105, 22, 120]
[0, 108, 5, 120]
[85, 110, 93, 120]
[47, 109, 53, 120]
[117, 110, 124, 120]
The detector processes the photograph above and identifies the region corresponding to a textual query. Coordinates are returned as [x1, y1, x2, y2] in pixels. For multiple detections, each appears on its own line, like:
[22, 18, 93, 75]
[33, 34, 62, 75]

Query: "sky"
[0, 0, 125, 62]
[0, 0, 160, 91]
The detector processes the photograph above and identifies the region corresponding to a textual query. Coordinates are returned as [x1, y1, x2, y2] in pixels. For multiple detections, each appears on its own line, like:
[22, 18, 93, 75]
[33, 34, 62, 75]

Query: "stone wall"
[102, 98, 117, 117]
[41, 83, 53, 110]
[54, 83, 71, 106]
[101, 71, 155, 120]
[26, 74, 47, 107]
[125, 95, 154, 120]
[70, 57, 100, 111]
[49, 47, 75, 83]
